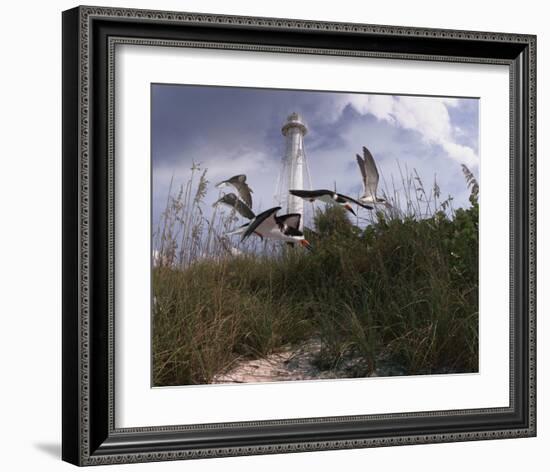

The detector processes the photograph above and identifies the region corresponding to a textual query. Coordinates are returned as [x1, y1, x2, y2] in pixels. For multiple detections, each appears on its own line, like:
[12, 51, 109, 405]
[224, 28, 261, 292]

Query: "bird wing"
[234, 198, 255, 220]
[336, 192, 373, 210]
[277, 213, 301, 230]
[356, 153, 367, 191]
[242, 206, 280, 241]
[214, 193, 255, 219]
[228, 174, 253, 209]
[282, 225, 303, 237]
[289, 189, 333, 200]
[360, 146, 380, 197]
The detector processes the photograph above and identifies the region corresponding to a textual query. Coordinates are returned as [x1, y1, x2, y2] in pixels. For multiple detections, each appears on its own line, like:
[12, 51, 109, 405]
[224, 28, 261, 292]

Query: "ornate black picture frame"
[62, 5, 536, 466]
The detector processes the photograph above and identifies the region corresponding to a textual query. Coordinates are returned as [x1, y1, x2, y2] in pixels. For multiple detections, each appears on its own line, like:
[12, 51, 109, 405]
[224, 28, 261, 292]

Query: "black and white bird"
[215, 174, 253, 209]
[227, 211, 301, 238]
[241, 206, 312, 250]
[289, 189, 372, 216]
[356, 146, 391, 207]
[213, 193, 255, 220]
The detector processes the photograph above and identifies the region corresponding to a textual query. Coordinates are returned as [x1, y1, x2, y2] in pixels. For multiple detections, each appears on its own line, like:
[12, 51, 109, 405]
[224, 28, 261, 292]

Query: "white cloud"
[332, 94, 478, 168]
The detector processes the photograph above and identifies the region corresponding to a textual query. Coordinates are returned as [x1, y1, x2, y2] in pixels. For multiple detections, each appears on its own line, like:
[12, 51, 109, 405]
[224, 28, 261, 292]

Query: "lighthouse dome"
[281, 112, 308, 136]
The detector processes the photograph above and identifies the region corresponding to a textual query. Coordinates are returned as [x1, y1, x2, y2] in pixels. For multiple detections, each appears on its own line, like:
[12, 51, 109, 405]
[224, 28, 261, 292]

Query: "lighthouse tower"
[275, 112, 311, 230]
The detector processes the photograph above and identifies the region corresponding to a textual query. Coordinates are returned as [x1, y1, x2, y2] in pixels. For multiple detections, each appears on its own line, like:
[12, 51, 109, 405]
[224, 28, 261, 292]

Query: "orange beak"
[344, 203, 356, 216]
[300, 239, 312, 251]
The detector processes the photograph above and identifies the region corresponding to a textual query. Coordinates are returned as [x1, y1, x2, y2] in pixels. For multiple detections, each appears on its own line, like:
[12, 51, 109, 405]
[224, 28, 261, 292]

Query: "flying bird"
[215, 174, 253, 209]
[213, 193, 255, 220]
[289, 189, 372, 216]
[356, 146, 391, 207]
[241, 207, 311, 250]
[227, 212, 301, 238]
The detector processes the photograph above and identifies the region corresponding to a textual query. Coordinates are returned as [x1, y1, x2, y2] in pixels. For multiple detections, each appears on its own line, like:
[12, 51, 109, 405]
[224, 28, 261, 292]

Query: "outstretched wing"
[277, 213, 301, 230]
[289, 189, 333, 200]
[359, 146, 380, 198]
[242, 206, 280, 241]
[234, 198, 255, 219]
[229, 175, 253, 209]
[356, 153, 367, 190]
[214, 193, 255, 219]
[335, 192, 373, 210]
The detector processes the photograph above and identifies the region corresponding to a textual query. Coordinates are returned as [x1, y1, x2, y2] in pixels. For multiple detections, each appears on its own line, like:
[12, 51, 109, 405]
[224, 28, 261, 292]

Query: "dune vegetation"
[152, 165, 479, 386]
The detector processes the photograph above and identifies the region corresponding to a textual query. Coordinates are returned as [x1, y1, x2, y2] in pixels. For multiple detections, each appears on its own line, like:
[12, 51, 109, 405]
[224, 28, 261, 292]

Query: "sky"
[151, 84, 479, 232]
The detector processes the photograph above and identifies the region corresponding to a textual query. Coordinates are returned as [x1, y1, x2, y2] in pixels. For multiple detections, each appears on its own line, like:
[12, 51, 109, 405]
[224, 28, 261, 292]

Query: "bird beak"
[344, 203, 356, 216]
[300, 239, 312, 251]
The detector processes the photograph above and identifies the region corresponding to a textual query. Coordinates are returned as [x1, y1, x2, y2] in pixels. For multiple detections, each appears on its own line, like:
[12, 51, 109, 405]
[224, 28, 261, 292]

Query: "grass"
[152, 164, 479, 386]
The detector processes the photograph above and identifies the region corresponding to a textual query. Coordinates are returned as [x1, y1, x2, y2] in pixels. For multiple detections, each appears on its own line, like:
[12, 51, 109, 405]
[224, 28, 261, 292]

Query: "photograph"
[151, 84, 480, 387]
[58, 4, 537, 466]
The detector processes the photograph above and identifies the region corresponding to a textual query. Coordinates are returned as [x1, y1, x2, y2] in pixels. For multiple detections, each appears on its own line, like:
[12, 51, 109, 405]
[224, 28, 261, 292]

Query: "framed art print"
[62, 6, 536, 466]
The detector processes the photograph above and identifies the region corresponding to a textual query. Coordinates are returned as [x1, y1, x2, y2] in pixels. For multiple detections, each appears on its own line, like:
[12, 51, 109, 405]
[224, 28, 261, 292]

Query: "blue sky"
[151, 84, 479, 231]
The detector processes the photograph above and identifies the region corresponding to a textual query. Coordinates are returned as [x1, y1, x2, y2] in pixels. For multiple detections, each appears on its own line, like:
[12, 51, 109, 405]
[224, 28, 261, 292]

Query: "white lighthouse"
[275, 112, 310, 230]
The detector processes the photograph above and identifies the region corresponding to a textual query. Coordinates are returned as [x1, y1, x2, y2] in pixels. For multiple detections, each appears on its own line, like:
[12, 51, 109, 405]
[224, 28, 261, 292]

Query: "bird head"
[213, 193, 238, 207]
[379, 198, 393, 209]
